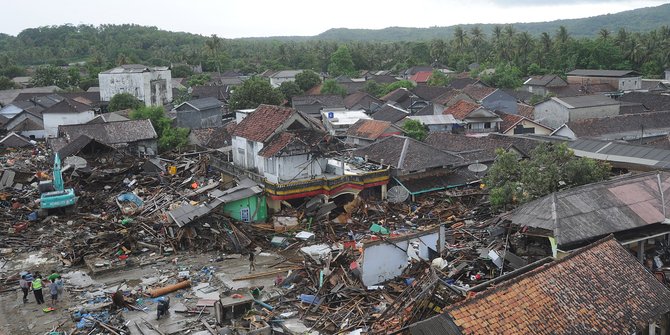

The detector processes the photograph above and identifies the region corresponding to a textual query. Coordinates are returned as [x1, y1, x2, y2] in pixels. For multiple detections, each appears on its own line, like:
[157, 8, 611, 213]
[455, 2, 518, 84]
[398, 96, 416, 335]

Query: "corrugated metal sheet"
[510, 171, 670, 246]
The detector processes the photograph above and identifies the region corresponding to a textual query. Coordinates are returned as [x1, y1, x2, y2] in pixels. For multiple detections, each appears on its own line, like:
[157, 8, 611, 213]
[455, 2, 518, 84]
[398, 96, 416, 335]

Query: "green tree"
[130, 106, 189, 152]
[0, 76, 16, 90]
[29, 65, 69, 88]
[480, 64, 523, 89]
[171, 64, 193, 78]
[380, 80, 415, 96]
[320, 79, 347, 96]
[279, 81, 303, 103]
[159, 127, 190, 152]
[328, 45, 356, 77]
[172, 87, 192, 105]
[228, 76, 284, 110]
[108, 93, 143, 112]
[484, 142, 610, 209]
[187, 73, 211, 87]
[294, 70, 321, 91]
[427, 70, 452, 86]
[402, 119, 428, 141]
[130, 106, 171, 135]
[363, 80, 383, 97]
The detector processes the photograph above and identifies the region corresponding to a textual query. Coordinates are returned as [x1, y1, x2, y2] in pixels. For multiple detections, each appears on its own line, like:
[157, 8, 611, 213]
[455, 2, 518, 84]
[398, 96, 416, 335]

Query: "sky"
[2, 0, 669, 38]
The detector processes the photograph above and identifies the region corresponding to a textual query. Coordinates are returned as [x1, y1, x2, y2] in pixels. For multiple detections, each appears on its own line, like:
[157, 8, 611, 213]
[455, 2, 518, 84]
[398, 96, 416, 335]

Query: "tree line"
[0, 23, 669, 92]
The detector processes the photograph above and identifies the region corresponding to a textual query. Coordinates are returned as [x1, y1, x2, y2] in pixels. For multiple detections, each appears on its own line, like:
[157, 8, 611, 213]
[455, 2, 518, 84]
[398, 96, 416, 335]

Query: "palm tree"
[598, 28, 611, 41]
[452, 26, 468, 57]
[470, 26, 485, 63]
[555, 26, 569, 45]
[515, 32, 534, 68]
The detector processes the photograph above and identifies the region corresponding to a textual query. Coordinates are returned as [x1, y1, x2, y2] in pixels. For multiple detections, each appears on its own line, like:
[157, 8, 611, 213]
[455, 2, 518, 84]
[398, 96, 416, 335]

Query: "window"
[484, 122, 491, 129]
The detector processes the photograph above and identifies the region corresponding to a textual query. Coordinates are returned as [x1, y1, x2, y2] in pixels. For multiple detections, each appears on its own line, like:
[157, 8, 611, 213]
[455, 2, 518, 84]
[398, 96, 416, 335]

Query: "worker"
[19, 273, 31, 303]
[156, 296, 170, 320]
[32, 274, 45, 304]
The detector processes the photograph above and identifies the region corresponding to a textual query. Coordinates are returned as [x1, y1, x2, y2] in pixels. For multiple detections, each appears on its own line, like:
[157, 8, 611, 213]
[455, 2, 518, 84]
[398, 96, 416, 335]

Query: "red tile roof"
[232, 104, 295, 142]
[258, 129, 325, 158]
[496, 112, 525, 133]
[410, 71, 432, 83]
[346, 119, 401, 140]
[443, 236, 670, 335]
[462, 84, 496, 101]
[444, 100, 480, 120]
[517, 103, 535, 119]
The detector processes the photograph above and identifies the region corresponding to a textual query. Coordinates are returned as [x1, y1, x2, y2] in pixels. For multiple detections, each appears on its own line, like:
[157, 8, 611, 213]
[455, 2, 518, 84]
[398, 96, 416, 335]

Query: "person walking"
[19, 274, 31, 303]
[248, 251, 256, 273]
[32, 274, 45, 304]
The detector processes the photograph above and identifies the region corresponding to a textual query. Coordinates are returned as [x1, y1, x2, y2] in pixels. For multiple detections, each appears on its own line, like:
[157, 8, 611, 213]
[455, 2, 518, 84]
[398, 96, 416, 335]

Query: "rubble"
[0, 145, 552, 334]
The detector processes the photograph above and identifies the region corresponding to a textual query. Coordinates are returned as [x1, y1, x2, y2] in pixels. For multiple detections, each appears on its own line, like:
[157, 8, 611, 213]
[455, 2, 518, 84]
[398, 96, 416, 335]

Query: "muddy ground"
[0, 249, 292, 335]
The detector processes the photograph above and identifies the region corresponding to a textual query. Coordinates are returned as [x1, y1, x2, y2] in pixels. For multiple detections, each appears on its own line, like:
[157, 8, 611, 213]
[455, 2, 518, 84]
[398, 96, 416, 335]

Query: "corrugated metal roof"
[567, 69, 640, 77]
[553, 95, 618, 109]
[569, 138, 670, 169]
[510, 171, 670, 246]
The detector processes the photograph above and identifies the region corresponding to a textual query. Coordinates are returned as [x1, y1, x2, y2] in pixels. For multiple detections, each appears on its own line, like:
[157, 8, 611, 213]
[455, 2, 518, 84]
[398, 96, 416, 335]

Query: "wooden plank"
[232, 267, 302, 281]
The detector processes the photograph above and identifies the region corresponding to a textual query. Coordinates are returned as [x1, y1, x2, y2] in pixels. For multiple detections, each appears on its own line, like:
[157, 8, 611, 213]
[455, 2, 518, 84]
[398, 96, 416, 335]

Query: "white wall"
[619, 77, 641, 91]
[43, 111, 95, 138]
[99, 69, 172, 106]
[360, 231, 441, 286]
[99, 72, 148, 103]
[534, 100, 569, 129]
[276, 154, 325, 182]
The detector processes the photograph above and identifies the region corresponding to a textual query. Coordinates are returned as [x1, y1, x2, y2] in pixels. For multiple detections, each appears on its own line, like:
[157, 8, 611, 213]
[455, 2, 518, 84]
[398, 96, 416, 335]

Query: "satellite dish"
[467, 163, 488, 173]
[387, 185, 410, 203]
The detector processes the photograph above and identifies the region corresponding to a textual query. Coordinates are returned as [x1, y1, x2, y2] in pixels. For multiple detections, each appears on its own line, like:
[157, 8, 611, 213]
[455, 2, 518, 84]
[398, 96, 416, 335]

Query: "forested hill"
[315, 3, 670, 41]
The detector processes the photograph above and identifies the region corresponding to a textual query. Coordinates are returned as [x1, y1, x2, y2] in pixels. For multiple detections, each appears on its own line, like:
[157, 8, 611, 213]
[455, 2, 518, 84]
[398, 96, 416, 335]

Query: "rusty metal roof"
[510, 171, 670, 246]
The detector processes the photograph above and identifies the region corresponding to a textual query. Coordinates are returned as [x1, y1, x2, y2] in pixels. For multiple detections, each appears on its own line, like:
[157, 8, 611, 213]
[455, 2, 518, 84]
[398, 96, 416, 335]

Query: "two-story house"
[444, 100, 502, 134]
[229, 104, 390, 206]
[99, 64, 173, 106]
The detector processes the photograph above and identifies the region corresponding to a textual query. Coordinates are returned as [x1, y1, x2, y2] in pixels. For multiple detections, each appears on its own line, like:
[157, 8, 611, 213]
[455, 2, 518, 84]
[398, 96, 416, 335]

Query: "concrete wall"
[360, 230, 441, 286]
[619, 77, 641, 91]
[175, 108, 222, 129]
[128, 139, 157, 156]
[43, 111, 95, 138]
[99, 72, 150, 103]
[534, 100, 569, 129]
[567, 75, 641, 91]
[276, 154, 325, 183]
[99, 69, 172, 106]
[570, 104, 619, 121]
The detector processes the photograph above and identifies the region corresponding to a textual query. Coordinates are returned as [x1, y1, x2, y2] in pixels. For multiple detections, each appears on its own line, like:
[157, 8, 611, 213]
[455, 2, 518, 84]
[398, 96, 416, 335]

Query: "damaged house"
[56, 119, 158, 156]
[229, 104, 390, 208]
[354, 135, 468, 199]
[509, 171, 670, 260]
[98, 64, 173, 106]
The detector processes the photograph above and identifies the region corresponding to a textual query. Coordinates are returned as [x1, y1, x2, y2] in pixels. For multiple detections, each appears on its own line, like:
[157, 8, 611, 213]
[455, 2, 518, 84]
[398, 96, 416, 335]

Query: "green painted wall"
[222, 194, 267, 223]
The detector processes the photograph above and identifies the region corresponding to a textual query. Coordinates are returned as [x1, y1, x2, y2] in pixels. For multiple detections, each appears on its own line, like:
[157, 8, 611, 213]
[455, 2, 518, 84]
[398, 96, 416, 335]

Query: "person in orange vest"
[32, 274, 45, 304]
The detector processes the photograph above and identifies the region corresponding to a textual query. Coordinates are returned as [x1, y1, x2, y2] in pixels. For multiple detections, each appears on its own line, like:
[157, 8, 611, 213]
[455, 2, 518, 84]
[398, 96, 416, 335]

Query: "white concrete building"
[321, 108, 371, 136]
[42, 99, 95, 137]
[269, 70, 303, 88]
[98, 64, 172, 106]
[534, 95, 620, 129]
